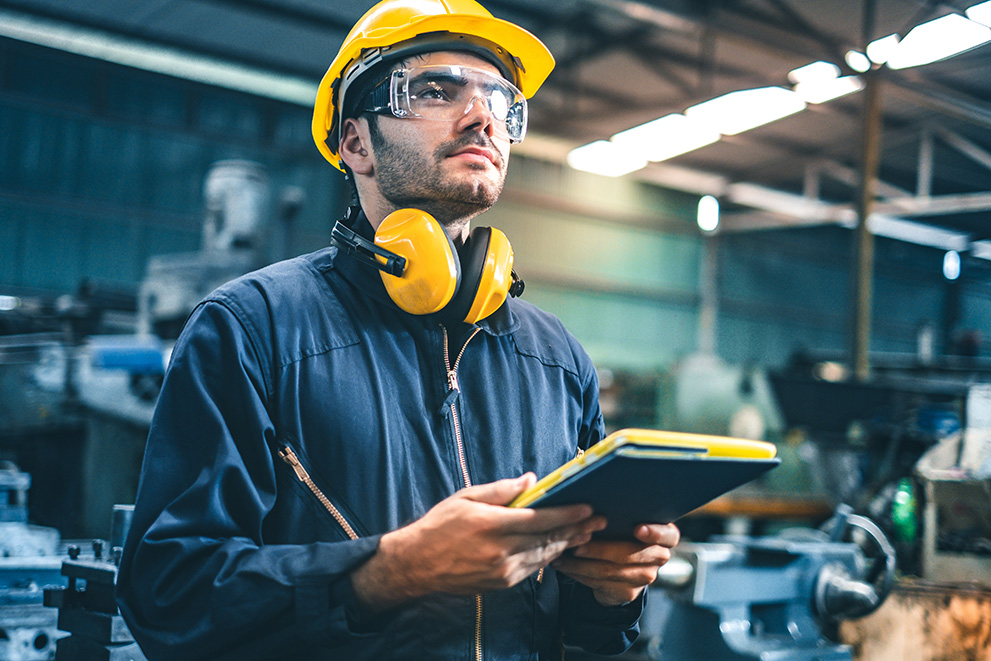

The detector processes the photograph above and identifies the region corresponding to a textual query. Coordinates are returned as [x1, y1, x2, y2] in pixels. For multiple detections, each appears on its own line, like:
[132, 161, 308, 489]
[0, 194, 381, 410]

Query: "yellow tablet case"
[510, 428, 779, 538]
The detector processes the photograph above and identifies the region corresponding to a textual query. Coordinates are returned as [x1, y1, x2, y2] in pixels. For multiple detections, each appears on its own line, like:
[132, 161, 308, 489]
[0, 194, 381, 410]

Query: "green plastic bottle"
[891, 478, 918, 544]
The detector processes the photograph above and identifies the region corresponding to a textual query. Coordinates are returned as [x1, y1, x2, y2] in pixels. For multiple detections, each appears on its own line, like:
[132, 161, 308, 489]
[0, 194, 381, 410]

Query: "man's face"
[367, 51, 512, 227]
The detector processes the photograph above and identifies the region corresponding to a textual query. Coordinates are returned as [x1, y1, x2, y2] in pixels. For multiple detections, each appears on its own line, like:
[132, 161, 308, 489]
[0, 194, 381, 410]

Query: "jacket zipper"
[278, 445, 359, 541]
[442, 325, 483, 661]
[444, 326, 481, 489]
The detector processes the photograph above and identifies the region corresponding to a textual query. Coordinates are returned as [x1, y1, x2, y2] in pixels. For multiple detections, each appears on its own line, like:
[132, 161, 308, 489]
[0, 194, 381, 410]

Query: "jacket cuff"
[573, 583, 647, 629]
[294, 534, 391, 641]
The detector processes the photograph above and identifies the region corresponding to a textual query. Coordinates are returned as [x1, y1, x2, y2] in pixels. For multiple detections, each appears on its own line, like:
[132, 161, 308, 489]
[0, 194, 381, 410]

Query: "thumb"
[461, 473, 536, 506]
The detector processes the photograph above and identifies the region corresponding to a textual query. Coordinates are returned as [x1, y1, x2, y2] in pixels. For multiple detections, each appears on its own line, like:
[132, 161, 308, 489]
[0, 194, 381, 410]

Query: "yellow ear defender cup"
[331, 207, 523, 323]
[374, 208, 461, 316]
[449, 226, 516, 324]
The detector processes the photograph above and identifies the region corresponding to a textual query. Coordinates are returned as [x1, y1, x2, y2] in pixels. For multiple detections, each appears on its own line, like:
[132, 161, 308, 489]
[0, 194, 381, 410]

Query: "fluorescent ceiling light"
[685, 87, 806, 135]
[611, 114, 720, 162]
[887, 13, 991, 69]
[794, 76, 864, 104]
[787, 61, 840, 85]
[567, 140, 647, 177]
[866, 33, 900, 64]
[787, 61, 863, 104]
[968, 1, 991, 27]
[845, 50, 872, 72]
[0, 8, 317, 106]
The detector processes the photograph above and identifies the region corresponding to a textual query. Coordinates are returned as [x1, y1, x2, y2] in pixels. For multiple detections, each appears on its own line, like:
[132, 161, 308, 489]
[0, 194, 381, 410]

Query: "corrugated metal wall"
[0, 38, 342, 294]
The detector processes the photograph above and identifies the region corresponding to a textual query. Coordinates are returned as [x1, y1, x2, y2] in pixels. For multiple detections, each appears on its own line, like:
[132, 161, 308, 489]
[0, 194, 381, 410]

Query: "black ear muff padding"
[446, 226, 491, 324]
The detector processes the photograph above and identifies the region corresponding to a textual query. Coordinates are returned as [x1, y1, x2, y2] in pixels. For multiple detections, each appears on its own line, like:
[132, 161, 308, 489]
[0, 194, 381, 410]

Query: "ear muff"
[332, 207, 523, 323]
[448, 226, 517, 325]
[374, 208, 461, 316]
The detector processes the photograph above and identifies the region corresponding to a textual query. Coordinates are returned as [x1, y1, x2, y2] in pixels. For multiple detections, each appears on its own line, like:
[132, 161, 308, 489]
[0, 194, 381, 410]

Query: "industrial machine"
[0, 463, 65, 661]
[43, 505, 145, 661]
[646, 506, 895, 660]
[137, 160, 276, 339]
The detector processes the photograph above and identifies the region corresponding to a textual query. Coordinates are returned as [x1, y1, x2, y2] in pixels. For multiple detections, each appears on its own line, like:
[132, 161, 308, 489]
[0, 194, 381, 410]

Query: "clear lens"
[389, 65, 528, 142]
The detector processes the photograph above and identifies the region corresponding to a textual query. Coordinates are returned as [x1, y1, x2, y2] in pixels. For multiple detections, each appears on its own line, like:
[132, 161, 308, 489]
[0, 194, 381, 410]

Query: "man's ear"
[339, 117, 374, 176]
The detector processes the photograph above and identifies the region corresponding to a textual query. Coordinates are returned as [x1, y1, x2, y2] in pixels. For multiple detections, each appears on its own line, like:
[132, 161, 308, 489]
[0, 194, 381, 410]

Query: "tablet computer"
[510, 429, 780, 539]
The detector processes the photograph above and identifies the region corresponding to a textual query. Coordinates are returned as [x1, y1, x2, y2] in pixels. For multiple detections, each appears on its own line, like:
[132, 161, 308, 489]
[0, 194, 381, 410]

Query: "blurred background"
[1, 1, 990, 659]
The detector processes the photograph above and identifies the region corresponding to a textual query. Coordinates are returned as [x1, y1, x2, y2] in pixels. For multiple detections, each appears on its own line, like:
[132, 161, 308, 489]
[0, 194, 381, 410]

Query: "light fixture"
[685, 87, 806, 135]
[968, 1, 991, 28]
[0, 295, 20, 311]
[787, 61, 840, 85]
[794, 76, 864, 104]
[943, 250, 961, 280]
[845, 50, 872, 72]
[787, 61, 863, 104]
[611, 114, 720, 163]
[697, 195, 719, 232]
[866, 33, 900, 64]
[887, 13, 991, 69]
[566, 140, 647, 177]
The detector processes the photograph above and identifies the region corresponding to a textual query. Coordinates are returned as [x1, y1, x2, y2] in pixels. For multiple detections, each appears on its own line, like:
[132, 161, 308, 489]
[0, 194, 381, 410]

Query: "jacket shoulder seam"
[200, 296, 274, 399]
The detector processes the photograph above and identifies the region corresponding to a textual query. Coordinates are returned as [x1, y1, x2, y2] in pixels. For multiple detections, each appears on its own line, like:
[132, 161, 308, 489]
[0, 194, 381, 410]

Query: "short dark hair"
[337, 59, 396, 202]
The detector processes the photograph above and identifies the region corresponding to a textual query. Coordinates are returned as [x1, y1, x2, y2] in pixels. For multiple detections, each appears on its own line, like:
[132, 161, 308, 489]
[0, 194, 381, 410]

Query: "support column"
[852, 72, 883, 382]
[697, 233, 719, 355]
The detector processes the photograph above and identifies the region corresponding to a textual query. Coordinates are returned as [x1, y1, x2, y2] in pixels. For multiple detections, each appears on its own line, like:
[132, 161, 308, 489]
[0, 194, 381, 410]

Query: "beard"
[369, 123, 507, 227]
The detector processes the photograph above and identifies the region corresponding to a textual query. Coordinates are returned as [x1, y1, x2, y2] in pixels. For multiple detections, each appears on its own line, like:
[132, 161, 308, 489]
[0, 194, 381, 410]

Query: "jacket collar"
[331, 209, 521, 337]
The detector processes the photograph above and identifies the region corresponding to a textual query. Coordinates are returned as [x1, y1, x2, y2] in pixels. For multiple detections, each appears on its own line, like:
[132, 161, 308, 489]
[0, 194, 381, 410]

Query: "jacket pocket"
[276, 439, 363, 540]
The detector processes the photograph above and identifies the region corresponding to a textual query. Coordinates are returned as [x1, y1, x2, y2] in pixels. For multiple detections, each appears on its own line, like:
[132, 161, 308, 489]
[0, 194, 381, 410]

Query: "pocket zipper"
[278, 445, 359, 541]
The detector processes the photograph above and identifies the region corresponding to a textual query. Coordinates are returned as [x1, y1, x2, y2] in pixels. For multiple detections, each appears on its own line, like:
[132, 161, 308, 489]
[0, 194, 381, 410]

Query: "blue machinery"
[646, 507, 895, 660]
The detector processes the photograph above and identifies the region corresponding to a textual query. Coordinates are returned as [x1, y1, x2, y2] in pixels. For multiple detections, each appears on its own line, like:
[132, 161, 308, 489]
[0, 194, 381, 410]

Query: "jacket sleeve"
[558, 338, 645, 655]
[116, 300, 382, 660]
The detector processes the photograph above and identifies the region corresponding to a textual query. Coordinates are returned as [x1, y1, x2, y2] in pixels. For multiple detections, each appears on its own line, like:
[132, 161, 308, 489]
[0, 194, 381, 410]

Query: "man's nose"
[457, 95, 496, 136]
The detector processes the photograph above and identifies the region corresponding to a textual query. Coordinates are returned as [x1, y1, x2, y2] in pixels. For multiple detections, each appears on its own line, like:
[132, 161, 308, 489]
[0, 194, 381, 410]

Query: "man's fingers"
[460, 474, 537, 506]
[571, 539, 672, 565]
[553, 553, 664, 585]
[634, 523, 680, 547]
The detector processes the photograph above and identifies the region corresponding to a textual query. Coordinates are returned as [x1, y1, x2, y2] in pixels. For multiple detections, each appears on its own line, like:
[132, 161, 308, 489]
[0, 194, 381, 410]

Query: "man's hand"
[550, 523, 681, 606]
[351, 474, 606, 612]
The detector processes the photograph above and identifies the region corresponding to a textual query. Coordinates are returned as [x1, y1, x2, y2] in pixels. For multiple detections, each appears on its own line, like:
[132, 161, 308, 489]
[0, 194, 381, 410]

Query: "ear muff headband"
[332, 208, 521, 322]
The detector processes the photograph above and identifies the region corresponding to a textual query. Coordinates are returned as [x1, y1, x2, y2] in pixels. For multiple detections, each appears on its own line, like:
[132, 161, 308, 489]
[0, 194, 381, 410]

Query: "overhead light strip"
[0, 8, 317, 107]
[569, 2, 991, 178]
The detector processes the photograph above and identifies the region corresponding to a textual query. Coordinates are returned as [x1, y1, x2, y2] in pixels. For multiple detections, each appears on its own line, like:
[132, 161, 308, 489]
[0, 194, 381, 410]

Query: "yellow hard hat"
[312, 0, 555, 172]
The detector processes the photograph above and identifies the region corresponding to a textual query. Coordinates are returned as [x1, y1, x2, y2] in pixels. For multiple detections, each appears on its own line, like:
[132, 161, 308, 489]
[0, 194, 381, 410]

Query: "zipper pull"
[278, 446, 308, 482]
[439, 387, 459, 417]
[447, 369, 459, 393]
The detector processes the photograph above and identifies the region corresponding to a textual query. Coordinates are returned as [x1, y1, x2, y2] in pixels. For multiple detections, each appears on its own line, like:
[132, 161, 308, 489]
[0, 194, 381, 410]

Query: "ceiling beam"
[190, 0, 354, 33]
[0, 1, 321, 78]
[0, 7, 317, 104]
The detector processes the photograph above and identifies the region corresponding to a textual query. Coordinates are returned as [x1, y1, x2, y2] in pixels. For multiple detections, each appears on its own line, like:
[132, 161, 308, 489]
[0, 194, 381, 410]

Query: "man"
[117, 0, 679, 659]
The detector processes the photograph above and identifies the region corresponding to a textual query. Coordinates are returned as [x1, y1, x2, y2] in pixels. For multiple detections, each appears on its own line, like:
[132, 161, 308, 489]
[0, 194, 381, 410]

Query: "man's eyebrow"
[410, 70, 469, 87]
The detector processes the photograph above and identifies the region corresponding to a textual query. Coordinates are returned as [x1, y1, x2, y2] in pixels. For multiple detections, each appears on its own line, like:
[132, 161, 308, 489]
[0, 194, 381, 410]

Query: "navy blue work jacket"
[117, 219, 644, 660]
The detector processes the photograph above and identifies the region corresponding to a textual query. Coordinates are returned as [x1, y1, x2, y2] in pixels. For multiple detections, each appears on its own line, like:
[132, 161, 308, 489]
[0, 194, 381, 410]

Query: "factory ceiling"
[1, 0, 990, 251]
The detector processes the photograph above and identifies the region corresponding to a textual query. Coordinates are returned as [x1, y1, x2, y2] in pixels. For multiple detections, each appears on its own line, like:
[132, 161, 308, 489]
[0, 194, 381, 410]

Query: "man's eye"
[413, 83, 453, 101]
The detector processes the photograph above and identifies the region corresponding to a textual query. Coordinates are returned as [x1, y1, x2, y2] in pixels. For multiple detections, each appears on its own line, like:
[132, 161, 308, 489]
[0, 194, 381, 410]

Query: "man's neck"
[362, 202, 473, 243]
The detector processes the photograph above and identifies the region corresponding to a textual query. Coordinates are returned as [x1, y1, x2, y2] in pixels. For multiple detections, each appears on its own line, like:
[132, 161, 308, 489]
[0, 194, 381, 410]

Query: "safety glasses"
[362, 64, 528, 143]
